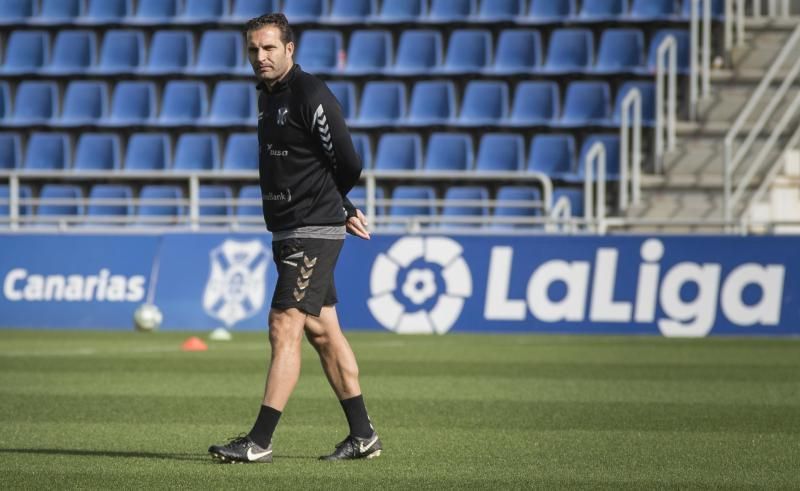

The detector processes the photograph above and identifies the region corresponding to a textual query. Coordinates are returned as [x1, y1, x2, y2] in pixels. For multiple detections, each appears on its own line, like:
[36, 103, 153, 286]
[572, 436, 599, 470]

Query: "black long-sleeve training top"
[256, 64, 361, 233]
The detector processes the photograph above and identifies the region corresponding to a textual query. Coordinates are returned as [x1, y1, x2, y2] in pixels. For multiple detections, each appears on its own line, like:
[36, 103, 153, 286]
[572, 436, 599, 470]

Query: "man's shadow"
[0, 448, 311, 462]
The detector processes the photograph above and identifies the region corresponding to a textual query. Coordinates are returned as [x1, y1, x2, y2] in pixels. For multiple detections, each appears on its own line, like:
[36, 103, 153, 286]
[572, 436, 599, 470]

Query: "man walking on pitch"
[208, 13, 381, 463]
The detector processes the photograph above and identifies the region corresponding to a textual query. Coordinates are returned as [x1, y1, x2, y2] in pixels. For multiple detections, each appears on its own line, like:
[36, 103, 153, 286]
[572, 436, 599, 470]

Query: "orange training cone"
[181, 336, 208, 352]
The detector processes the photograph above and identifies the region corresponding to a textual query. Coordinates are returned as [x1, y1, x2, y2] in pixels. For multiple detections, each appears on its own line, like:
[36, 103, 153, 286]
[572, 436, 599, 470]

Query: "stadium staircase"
[622, 13, 800, 232]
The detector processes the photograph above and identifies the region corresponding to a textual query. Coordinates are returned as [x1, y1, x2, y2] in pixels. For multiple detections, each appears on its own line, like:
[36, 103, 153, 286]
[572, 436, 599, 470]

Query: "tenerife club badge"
[203, 240, 270, 328]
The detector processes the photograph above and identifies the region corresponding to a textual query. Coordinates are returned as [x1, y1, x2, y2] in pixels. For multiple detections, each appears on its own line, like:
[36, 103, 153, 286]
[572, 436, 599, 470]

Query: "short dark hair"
[244, 13, 295, 46]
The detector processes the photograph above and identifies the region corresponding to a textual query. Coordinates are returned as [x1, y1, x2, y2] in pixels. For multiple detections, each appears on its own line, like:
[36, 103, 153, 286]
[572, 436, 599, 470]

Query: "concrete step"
[662, 135, 784, 180]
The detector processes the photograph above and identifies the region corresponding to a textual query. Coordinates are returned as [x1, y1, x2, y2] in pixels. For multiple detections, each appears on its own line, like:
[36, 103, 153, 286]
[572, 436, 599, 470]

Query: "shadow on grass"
[0, 447, 316, 462]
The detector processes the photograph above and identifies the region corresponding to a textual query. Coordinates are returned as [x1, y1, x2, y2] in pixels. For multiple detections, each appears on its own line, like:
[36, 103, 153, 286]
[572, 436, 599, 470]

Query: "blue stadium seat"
[109, 81, 156, 124]
[0, 184, 33, 224]
[440, 186, 489, 229]
[296, 30, 343, 74]
[351, 132, 372, 168]
[327, 81, 357, 120]
[491, 29, 543, 74]
[0, 133, 22, 169]
[159, 81, 208, 125]
[594, 28, 644, 73]
[526, 0, 576, 22]
[283, 0, 329, 21]
[389, 186, 436, 227]
[392, 30, 443, 74]
[475, 133, 525, 172]
[85, 0, 132, 21]
[613, 81, 656, 126]
[527, 134, 577, 179]
[12, 81, 58, 124]
[181, 0, 229, 21]
[442, 29, 491, 72]
[146, 31, 194, 73]
[0, 82, 9, 121]
[378, 0, 426, 21]
[509, 81, 559, 126]
[347, 185, 385, 215]
[478, 0, 525, 19]
[125, 133, 171, 171]
[86, 185, 133, 226]
[24, 133, 70, 171]
[574, 134, 621, 181]
[428, 0, 476, 20]
[36, 185, 84, 225]
[0, 0, 34, 23]
[374, 134, 422, 171]
[174, 134, 220, 171]
[493, 186, 543, 229]
[424, 133, 473, 171]
[357, 81, 406, 126]
[134, 0, 179, 21]
[458, 81, 509, 125]
[207, 82, 256, 125]
[37, 0, 84, 22]
[552, 187, 585, 216]
[542, 28, 594, 73]
[629, 0, 678, 19]
[2, 31, 50, 73]
[96, 30, 145, 73]
[223, 133, 258, 171]
[559, 81, 611, 126]
[194, 31, 242, 74]
[61, 81, 108, 125]
[46, 30, 97, 74]
[646, 29, 691, 74]
[346, 30, 392, 74]
[682, 0, 724, 19]
[231, 0, 280, 20]
[329, 0, 377, 21]
[74, 133, 121, 172]
[236, 185, 263, 221]
[135, 185, 185, 226]
[578, 0, 628, 20]
[407, 80, 456, 125]
[199, 185, 233, 225]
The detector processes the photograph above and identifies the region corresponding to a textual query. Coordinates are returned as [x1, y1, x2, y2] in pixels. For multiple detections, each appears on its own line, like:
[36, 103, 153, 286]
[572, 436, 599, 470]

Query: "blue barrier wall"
[1, 233, 798, 337]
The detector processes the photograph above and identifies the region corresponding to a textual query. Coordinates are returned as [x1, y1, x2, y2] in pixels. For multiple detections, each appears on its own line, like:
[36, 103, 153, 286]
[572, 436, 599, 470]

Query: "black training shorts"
[271, 237, 343, 317]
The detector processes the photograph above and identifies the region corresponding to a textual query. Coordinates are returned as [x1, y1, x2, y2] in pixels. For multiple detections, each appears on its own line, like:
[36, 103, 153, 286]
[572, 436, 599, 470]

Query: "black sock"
[340, 395, 373, 439]
[248, 405, 281, 448]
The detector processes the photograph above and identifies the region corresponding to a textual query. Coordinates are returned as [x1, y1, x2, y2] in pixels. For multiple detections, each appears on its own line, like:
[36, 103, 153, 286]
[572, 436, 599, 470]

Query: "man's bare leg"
[208, 306, 306, 462]
[304, 305, 361, 400]
[262, 307, 307, 409]
[306, 305, 381, 460]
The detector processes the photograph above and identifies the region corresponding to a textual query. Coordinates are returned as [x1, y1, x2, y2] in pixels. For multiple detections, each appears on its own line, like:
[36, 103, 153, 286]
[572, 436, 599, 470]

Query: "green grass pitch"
[1, 330, 799, 489]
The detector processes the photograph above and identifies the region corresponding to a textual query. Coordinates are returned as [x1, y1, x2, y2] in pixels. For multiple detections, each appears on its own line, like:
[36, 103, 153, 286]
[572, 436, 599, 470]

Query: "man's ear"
[286, 41, 295, 58]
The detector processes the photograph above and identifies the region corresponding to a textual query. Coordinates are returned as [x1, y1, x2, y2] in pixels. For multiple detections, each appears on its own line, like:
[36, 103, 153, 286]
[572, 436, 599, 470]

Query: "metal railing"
[618, 87, 642, 211]
[582, 141, 607, 234]
[723, 23, 800, 222]
[2, 169, 573, 233]
[689, 0, 713, 120]
[655, 35, 677, 173]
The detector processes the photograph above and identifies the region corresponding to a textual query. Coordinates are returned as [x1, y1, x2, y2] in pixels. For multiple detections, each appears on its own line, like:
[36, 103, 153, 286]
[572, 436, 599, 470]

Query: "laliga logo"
[368, 236, 472, 334]
[203, 239, 270, 327]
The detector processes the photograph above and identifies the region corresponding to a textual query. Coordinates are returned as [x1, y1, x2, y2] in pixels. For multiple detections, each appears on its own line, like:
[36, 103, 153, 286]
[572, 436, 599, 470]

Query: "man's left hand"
[346, 209, 370, 240]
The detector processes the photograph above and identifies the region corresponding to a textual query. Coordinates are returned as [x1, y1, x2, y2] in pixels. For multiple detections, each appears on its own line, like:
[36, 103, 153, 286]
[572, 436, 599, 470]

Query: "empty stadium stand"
[1, 0, 795, 233]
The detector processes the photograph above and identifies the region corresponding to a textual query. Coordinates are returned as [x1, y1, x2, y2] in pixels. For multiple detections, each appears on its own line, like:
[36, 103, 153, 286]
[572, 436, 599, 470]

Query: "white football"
[133, 304, 163, 332]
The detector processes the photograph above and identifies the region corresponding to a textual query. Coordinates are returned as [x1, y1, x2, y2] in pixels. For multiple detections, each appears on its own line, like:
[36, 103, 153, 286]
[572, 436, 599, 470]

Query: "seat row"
[0, 0, 725, 25]
[0, 183, 584, 229]
[0, 79, 655, 127]
[0, 130, 621, 180]
[0, 27, 690, 76]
